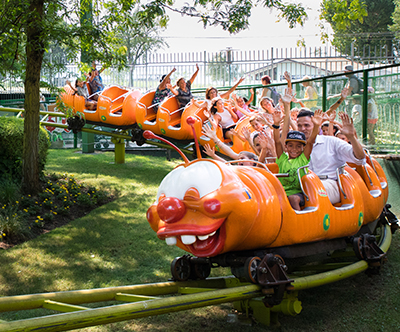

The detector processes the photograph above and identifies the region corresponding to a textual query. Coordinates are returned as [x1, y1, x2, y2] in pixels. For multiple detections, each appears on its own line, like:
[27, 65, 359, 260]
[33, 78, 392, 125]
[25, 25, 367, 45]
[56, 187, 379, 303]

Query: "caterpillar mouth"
[159, 220, 226, 257]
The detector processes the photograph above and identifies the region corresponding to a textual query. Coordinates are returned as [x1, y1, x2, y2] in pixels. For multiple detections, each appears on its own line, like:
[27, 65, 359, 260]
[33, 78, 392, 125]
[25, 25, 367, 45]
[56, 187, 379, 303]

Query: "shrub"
[0, 172, 114, 245]
[0, 178, 20, 205]
[0, 117, 50, 181]
[0, 205, 33, 243]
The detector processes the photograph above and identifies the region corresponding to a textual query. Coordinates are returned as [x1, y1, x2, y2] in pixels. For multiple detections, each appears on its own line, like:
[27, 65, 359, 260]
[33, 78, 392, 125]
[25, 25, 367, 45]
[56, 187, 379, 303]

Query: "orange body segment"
[147, 157, 388, 258]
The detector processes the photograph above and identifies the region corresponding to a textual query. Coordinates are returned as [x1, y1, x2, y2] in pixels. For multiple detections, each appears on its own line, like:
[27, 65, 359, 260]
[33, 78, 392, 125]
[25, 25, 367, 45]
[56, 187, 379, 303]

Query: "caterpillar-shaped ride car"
[60, 86, 253, 155]
[146, 123, 394, 291]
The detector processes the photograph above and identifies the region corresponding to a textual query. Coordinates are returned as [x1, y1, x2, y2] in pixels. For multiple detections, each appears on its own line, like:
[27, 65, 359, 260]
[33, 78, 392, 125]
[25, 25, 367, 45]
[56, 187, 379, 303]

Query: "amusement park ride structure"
[0, 81, 399, 331]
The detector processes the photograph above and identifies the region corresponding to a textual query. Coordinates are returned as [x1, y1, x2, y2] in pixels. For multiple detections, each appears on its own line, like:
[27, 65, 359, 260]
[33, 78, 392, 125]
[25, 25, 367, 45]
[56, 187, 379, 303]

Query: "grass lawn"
[0, 149, 399, 331]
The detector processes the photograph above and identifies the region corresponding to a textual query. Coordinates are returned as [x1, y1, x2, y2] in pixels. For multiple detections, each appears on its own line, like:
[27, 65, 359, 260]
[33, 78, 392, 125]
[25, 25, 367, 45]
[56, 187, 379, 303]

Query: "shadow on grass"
[0, 193, 183, 297]
[45, 150, 181, 189]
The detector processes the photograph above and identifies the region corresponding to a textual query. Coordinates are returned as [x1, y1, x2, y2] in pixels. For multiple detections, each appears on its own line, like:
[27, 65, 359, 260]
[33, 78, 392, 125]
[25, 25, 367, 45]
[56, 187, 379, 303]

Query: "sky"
[158, 0, 332, 54]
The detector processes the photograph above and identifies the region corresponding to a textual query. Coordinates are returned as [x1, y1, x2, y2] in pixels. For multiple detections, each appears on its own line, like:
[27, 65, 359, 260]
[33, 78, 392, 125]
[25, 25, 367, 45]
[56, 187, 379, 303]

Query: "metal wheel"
[190, 261, 211, 280]
[171, 256, 191, 281]
[244, 256, 261, 284]
[353, 236, 364, 260]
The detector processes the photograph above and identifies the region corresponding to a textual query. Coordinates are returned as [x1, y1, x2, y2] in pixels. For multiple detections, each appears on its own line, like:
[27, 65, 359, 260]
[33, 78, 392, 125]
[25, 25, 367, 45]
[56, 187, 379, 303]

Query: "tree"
[106, 6, 168, 86]
[320, 0, 396, 62]
[207, 50, 242, 86]
[144, 0, 307, 34]
[389, 0, 400, 40]
[0, 0, 161, 194]
[0, 0, 308, 195]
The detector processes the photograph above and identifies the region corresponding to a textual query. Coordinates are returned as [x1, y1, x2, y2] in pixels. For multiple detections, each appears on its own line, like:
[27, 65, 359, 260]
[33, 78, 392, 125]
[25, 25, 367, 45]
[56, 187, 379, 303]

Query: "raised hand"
[202, 123, 218, 140]
[312, 109, 324, 127]
[272, 110, 282, 126]
[238, 76, 246, 84]
[242, 126, 251, 141]
[339, 112, 356, 138]
[341, 87, 350, 99]
[283, 71, 292, 83]
[328, 110, 336, 121]
[203, 144, 216, 158]
[258, 130, 271, 150]
[282, 88, 294, 104]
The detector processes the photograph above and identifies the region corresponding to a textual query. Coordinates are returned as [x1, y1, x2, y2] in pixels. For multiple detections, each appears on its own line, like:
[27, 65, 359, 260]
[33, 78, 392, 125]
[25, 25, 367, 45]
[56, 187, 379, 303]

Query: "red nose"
[157, 197, 186, 223]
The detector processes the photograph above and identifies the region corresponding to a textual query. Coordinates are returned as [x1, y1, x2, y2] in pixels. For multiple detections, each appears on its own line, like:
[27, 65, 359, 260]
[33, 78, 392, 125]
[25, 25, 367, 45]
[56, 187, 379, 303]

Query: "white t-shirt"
[309, 135, 366, 180]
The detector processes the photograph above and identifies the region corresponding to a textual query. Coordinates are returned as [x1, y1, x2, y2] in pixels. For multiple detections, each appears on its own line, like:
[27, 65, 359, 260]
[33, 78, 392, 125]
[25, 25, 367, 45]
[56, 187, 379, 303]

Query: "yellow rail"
[0, 224, 392, 332]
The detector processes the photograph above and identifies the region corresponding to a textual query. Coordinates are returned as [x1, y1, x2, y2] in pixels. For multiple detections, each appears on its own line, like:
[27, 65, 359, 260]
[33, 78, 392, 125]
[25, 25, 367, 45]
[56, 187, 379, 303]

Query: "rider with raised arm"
[296, 88, 366, 204]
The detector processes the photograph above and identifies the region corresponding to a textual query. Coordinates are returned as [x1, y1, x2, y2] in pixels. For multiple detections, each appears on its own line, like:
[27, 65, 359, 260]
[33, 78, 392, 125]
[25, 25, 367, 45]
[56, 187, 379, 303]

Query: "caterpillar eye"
[157, 161, 222, 201]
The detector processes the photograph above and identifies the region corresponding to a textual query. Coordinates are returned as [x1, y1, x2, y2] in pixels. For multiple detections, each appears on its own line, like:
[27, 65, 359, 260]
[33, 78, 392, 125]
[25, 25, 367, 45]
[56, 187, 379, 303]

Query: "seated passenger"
[204, 97, 238, 141]
[204, 77, 246, 109]
[335, 130, 351, 144]
[169, 64, 200, 109]
[258, 96, 276, 125]
[231, 114, 270, 147]
[272, 99, 323, 210]
[321, 120, 340, 136]
[231, 90, 255, 118]
[66, 78, 97, 110]
[296, 109, 366, 205]
[202, 125, 260, 161]
[203, 143, 258, 166]
[88, 68, 105, 101]
[152, 68, 176, 113]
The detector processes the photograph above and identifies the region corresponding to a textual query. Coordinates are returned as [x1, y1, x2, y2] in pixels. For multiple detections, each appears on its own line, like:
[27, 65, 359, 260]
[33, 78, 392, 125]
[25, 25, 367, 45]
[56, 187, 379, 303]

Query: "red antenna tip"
[186, 116, 196, 126]
[143, 130, 156, 140]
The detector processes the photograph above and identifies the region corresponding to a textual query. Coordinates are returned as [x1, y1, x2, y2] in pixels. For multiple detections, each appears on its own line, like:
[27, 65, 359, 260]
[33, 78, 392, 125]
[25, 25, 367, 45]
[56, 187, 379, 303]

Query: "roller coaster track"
[0, 224, 392, 332]
[0, 107, 195, 156]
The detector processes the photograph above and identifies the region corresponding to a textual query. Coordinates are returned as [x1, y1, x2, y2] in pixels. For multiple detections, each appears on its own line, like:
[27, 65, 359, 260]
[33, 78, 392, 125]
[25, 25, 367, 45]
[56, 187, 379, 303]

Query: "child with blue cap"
[271, 94, 323, 210]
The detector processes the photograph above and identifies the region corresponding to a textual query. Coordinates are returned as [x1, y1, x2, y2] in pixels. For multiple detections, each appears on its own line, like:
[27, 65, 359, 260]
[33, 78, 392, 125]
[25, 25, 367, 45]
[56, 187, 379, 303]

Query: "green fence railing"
[2, 63, 400, 152]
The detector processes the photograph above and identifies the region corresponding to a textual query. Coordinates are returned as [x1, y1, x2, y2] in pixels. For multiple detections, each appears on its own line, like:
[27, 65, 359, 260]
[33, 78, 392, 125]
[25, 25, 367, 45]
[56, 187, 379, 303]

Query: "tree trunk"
[22, 0, 45, 194]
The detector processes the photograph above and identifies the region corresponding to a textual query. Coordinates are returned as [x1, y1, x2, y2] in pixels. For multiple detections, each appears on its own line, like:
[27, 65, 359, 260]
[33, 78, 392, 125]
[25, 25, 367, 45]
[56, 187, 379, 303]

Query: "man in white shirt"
[296, 109, 366, 204]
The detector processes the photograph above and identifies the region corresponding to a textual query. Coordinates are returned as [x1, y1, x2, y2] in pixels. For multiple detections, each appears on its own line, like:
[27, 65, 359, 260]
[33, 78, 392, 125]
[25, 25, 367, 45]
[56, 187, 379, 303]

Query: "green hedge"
[0, 117, 50, 181]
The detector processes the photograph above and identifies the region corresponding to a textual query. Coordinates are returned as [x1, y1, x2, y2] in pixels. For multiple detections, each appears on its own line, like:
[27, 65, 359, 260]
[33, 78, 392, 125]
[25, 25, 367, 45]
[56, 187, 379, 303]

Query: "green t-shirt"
[276, 152, 310, 196]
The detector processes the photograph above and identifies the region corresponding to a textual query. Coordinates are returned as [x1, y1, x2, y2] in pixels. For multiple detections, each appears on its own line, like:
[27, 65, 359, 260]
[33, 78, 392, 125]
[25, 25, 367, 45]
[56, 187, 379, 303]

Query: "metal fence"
[2, 43, 400, 151]
[36, 45, 398, 92]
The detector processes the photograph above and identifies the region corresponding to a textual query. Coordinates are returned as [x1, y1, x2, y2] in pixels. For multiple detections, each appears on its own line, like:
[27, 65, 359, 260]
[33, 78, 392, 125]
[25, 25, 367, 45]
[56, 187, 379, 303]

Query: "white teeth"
[181, 235, 196, 245]
[165, 236, 177, 246]
[197, 231, 217, 241]
[168, 232, 217, 245]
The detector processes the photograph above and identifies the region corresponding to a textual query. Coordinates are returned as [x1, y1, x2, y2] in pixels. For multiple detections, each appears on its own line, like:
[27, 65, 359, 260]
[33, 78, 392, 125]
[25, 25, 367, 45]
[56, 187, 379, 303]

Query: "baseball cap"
[344, 65, 354, 72]
[285, 131, 306, 145]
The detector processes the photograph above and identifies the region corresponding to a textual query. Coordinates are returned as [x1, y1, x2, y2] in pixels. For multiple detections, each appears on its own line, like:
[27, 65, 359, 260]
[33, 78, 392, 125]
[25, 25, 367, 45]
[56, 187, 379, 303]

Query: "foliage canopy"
[0, 0, 308, 194]
[320, 0, 396, 60]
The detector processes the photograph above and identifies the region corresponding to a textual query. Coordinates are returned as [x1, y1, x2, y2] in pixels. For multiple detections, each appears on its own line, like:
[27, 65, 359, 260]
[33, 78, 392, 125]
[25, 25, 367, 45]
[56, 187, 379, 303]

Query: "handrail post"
[362, 70, 369, 142]
[322, 77, 327, 113]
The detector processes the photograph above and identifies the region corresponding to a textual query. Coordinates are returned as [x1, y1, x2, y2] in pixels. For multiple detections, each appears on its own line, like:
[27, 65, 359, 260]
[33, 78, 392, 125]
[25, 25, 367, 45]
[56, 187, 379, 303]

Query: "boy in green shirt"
[272, 94, 323, 210]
